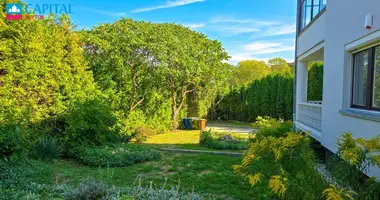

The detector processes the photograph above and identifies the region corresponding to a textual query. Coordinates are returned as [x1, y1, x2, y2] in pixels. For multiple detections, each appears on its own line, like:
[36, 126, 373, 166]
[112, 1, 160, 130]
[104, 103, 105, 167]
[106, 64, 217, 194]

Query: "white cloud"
[243, 41, 295, 54]
[212, 25, 260, 34]
[226, 39, 295, 64]
[183, 23, 206, 29]
[210, 16, 280, 26]
[131, 0, 205, 13]
[252, 24, 296, 38]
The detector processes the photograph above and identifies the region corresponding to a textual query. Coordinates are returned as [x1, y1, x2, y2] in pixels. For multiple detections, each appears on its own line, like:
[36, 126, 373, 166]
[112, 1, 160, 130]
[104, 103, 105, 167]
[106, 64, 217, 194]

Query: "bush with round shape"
[133, 127, 155, 143]
[64, 99, 119, 146]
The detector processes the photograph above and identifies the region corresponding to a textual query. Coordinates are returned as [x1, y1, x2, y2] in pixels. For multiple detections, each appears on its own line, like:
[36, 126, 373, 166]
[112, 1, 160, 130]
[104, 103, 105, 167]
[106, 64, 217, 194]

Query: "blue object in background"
[183, 118, 190, 129]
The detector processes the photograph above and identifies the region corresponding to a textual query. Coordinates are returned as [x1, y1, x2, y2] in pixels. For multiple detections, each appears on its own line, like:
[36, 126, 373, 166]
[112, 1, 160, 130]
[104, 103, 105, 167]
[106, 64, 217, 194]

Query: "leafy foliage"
[322, 184, 356, 200]
[0, 110, 31, 158]
[327, 132, 380, 200]
[308, 62, 324, 101]
[35, 136, 65, 160]
[234, 118, 328, 200]
[133, 127, 155, 143]
[200, 130, 249, 150]
[64, 99, 120, 146]
[268, 58, 291, 74]
[83, 19, 230, 131]
[72, 145, 160, 167]
[0, 10, 97, 124]
[63, 178, 110, 200]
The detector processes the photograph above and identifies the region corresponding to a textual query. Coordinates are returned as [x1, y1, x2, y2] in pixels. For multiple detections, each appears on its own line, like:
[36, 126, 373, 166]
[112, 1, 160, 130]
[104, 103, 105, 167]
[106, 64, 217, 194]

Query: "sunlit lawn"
[139, 129, 248, 152]
[48, 152, 259, 200]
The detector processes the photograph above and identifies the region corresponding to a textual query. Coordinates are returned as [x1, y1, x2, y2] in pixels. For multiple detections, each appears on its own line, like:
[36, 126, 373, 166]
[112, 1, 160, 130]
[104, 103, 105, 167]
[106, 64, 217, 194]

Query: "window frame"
[351, 46, 380, 111]
[299, 0, 326, 31]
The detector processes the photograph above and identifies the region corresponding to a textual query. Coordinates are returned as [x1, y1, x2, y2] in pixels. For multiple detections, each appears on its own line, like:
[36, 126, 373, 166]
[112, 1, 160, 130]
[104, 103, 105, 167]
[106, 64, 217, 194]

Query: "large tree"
[268, 57, 291, 74]
[154, 24, 229, 130]
[82, 19, 158, 115]
[0, 13, 97, 123]
[234, 60, 270, 87]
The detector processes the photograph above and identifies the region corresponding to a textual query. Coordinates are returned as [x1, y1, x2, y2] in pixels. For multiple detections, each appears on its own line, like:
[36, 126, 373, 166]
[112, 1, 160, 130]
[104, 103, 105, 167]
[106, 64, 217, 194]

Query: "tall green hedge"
[212, 62, 323, 122]
[212, 74, 294, 122]
[307, 62, 324, 101]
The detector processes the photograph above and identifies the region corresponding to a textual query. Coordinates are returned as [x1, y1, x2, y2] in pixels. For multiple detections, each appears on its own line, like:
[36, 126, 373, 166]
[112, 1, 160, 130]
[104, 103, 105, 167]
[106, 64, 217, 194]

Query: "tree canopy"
[268, 58, 291, 74]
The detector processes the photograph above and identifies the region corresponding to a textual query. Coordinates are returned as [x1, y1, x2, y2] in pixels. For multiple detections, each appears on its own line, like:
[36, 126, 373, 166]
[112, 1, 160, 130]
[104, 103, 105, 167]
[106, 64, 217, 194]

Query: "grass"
[140, 130, 247, 152]
[3, 126, 257, 199]
[23, 152, 257, 200]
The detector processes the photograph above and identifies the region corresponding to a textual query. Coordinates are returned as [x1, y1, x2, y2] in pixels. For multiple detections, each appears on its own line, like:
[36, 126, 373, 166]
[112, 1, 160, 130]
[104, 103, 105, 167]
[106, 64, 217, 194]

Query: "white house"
[294, 0, 380, 177]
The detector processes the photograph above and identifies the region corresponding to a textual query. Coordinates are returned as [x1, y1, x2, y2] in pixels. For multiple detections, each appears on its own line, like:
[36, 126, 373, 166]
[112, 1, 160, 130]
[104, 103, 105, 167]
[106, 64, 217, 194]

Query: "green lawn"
[38, 152, 258, 200]
[139, 130, 247, 152]
[4, 129, 258, 199]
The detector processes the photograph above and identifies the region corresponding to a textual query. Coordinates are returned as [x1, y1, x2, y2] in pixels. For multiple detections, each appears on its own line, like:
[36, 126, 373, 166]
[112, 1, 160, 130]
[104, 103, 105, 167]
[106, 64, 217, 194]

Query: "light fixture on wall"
[365, 13, 373, 30]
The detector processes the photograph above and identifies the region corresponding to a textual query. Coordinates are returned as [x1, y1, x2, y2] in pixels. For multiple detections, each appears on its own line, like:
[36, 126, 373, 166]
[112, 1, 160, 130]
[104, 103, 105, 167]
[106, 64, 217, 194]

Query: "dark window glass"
[351, 45, 380, 111]
[353, 50, 368, 106]
[373, 46, 380, 107]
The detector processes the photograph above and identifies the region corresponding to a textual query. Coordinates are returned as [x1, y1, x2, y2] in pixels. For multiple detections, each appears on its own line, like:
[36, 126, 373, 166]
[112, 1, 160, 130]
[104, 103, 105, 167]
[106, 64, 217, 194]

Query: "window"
[300, 0, 326, 30]
[352, 45, 380, 110]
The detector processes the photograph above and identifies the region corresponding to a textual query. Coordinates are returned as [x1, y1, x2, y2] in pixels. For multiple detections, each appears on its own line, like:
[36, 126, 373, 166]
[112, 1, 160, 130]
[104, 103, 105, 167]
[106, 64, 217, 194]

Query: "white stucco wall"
[322, 0, 380, 177]
[297, 12, 326, 57]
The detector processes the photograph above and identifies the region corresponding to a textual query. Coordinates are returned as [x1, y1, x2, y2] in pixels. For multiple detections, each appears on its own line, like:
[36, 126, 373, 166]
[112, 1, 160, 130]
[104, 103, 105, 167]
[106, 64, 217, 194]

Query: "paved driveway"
[206, 123, 257, 134]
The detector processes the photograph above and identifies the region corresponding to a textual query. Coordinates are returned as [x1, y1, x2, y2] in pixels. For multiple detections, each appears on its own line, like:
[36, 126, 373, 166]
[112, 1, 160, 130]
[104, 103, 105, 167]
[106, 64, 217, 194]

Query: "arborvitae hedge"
[307, 62, 323, 101]
[212, 62, 323, 122]
[212, 74, 294, 122]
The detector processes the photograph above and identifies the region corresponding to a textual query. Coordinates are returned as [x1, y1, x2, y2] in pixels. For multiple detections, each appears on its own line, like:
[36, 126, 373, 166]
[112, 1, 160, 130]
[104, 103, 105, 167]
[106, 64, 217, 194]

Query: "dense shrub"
[0, 112, 32, 158]
[34, 136, 65, 160]
[253, 116, 293, 139]
[234, 119, 328, 200]
[72, 145, 160, 167]
[326, 132, 380, 200]
[200, 130, 249, 150]
[308, 62, 324, 101]
[64, 99, 120, 146]
[133, 127, 155, 143]
[0, 13, 98, 124]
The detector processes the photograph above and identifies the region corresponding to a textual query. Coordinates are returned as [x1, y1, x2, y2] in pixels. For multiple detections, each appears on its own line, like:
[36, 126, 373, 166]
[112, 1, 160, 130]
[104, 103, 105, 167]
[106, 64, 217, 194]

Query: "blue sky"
[25, 0, 297, 64]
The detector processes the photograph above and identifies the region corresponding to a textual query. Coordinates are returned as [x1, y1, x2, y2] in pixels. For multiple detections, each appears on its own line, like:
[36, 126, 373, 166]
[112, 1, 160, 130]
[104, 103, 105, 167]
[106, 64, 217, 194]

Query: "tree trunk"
[172, 107, 178, 131]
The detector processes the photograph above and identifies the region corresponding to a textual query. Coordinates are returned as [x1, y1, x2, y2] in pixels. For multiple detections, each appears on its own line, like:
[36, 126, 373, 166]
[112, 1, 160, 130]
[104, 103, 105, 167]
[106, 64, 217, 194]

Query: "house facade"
[294, 0, 380, 177]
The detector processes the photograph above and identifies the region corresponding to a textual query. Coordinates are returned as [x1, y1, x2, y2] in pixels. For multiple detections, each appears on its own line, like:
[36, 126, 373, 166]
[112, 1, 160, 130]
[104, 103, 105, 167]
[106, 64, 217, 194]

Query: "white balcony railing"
[298, 102, 322, 132]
